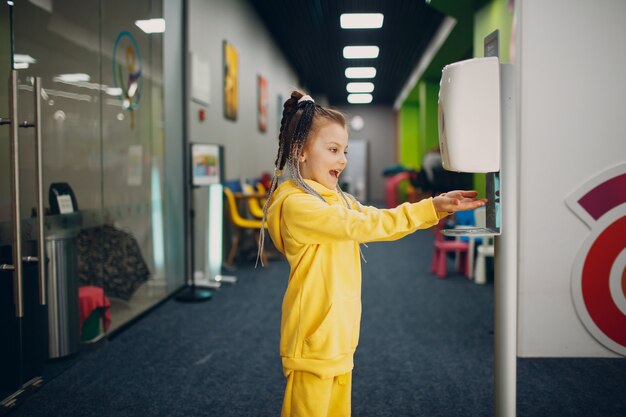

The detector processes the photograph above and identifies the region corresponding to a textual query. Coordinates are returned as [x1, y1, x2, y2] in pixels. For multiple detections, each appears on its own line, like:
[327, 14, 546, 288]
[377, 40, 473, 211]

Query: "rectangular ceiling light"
[347, 82, 374, 93]
[345, 67, 376, 79]
[347, 93, 373, 104]
[343, 46, 379, 59]
[53, 73, 90, 83]
[340, 13, 384, 29]
[135, 18, 166, 34]
[106, 87, 123, 97]
[14, 54, 37, 64]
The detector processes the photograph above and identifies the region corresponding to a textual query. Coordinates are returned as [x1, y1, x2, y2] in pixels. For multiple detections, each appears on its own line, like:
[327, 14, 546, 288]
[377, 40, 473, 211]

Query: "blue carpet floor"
[9, 230, 626, 416]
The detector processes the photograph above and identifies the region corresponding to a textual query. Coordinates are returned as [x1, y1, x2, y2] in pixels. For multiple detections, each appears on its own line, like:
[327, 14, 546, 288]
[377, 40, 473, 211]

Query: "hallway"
[10, 230, 625, 417]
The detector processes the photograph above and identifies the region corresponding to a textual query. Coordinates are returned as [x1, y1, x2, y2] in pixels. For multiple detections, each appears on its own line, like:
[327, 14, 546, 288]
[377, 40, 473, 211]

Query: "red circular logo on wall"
[567, 164, 626, 356]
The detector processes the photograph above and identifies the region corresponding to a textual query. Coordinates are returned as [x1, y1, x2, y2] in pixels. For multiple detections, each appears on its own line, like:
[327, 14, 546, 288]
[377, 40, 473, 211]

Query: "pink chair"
[384, 171, 411, 208]
[431, 220, 470, 278]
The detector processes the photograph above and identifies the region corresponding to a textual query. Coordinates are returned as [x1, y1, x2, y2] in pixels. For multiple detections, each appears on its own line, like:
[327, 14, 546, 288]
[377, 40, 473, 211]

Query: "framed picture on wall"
[223, 40, 238, 121]
[258, 75, 268, 132]
[191, 143, 224, 187]
[190, 52, 211, 107]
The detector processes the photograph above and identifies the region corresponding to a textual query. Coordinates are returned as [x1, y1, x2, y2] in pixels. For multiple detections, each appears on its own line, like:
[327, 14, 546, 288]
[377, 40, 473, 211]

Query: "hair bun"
[283, 91, 303, 115]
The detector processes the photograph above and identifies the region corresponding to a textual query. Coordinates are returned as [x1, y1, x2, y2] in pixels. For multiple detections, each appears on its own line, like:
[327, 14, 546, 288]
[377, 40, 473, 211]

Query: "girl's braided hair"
[256, 91, 360, 267]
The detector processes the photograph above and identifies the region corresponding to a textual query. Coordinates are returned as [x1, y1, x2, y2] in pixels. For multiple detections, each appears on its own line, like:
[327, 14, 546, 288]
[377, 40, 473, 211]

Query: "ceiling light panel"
[53, 73, 91, 83]
[347, 94, 373, 104]
[343, 46, 379, 59]
[14, 54, 37, 64]
[340, 13, 384, 29]
[345, 67, 377, 79]
[346, 82, 374, 93]
[135, 18, 166, 34]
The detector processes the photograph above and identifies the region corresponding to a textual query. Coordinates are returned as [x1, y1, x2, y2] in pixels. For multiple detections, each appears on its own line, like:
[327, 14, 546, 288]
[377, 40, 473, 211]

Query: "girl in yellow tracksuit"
[259, 91, 486, 417]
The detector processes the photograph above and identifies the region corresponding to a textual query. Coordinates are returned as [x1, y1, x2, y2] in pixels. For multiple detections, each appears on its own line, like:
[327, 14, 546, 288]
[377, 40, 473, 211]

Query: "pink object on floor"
[430, 220, 470, 278]
[385, 171, 411, 208]
[78, 285, 111, 330]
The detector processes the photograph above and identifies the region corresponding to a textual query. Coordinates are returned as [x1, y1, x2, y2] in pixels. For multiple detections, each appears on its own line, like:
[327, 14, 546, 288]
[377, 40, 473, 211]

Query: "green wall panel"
[474, 0, 514, 61]
[419, 80, 440, 165]
[399, 104, 420, 169]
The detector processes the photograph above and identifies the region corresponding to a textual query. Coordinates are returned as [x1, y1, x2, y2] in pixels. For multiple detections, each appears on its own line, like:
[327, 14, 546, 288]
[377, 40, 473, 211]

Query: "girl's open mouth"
[330, 170, 340, 178]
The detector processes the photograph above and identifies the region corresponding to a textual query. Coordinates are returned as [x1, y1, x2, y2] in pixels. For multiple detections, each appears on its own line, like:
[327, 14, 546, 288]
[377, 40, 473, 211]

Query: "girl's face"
[299, 121, 348, 190]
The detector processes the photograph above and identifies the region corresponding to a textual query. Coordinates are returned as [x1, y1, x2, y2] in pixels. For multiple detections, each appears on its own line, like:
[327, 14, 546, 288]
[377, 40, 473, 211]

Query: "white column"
[494, 63, 518, 417]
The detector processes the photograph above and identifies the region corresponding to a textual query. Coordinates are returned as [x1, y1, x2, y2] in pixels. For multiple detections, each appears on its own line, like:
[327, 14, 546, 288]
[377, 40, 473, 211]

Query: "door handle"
[13, 77, 47, 305]
[33, 77, 46, 306]
[2, 72, 45, 315]
[7, 70, 24, 317]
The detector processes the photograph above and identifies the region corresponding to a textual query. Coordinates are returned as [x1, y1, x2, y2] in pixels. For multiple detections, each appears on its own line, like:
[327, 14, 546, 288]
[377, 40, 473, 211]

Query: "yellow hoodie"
[267, 179, 446, 379]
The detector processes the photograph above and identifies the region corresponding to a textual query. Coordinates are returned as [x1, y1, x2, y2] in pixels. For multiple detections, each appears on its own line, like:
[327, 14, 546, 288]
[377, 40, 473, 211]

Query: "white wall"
[517, 0, 626, 357]
[187, 0, 300, 180]
[337, 105, 396, 202]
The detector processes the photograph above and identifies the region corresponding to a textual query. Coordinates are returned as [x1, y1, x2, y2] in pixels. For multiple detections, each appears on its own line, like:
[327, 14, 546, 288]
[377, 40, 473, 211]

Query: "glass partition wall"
[1, 0, 171, 404]
[100, 0, 166, 331]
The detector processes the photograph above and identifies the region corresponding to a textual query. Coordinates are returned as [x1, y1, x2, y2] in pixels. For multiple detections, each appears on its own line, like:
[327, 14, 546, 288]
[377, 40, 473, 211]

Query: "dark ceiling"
[248, 0, 445, 106]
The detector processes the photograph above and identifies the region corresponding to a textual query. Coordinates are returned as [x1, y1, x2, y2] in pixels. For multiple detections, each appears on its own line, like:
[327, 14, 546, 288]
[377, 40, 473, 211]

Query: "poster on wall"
[223, 40, 239, 121]
[258, 75, 268, 132]
[191, 144, 222, 186]
[191, 52, 211, 106]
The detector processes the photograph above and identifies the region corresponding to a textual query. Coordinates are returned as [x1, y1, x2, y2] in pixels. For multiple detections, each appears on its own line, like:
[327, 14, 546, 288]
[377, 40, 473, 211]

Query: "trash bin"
[45, 212, 81, 359]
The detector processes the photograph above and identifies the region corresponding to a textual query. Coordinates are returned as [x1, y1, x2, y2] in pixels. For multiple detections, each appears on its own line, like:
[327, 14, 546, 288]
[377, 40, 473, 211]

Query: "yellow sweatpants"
[281, 371, 352, 417]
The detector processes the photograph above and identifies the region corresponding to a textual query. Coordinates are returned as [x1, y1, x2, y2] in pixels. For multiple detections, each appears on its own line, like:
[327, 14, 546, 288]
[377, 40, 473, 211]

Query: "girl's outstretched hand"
[432, 190, 487, 213]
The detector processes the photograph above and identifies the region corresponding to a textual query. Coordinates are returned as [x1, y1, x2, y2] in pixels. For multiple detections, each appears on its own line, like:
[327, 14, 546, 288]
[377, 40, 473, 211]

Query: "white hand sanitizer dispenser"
[438, 57, 500, 173]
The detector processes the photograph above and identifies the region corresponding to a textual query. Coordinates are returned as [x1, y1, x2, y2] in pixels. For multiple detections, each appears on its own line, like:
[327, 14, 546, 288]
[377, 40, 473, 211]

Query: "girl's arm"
[282, 193, 444, 244]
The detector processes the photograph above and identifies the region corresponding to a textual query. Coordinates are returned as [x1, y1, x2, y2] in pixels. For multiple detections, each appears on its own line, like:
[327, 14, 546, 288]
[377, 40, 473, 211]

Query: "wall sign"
[566, 162, 626, 356]
[112, 31, 143, 128]
[191, 52, 211, 107]
[191, 144, 222, 186]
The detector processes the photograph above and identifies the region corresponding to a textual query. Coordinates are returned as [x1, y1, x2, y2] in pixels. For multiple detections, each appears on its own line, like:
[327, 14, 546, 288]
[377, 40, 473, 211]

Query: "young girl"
[259, 91, 486, 417]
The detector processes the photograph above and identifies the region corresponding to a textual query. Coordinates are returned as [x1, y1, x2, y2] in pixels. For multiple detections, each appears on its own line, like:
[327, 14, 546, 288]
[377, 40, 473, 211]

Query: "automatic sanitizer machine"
[438, 56, 501, 174]
[438, 55, 517, 417]
[438, 56, 505, 236]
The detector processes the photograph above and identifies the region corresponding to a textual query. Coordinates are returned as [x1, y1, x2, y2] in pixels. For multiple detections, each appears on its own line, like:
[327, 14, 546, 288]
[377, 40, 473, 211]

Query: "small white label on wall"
[57, 195, 74, 214]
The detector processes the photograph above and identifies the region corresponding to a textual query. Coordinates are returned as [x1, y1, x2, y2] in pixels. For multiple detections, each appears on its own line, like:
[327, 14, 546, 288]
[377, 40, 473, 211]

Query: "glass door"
[1, 0, 103, 406]
[12, 0, 103, 359]
[100, 0, 166, 332]
[0, 0, 22, 403]
[0, 0, 48, 405]
[1, 0, 168, 405]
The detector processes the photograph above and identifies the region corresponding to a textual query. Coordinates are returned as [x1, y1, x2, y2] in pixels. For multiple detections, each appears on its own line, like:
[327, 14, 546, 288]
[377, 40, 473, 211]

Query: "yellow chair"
[256, 183, 268, 207]
[242, 184, 265, 219]
[223, 187, 267, 266]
